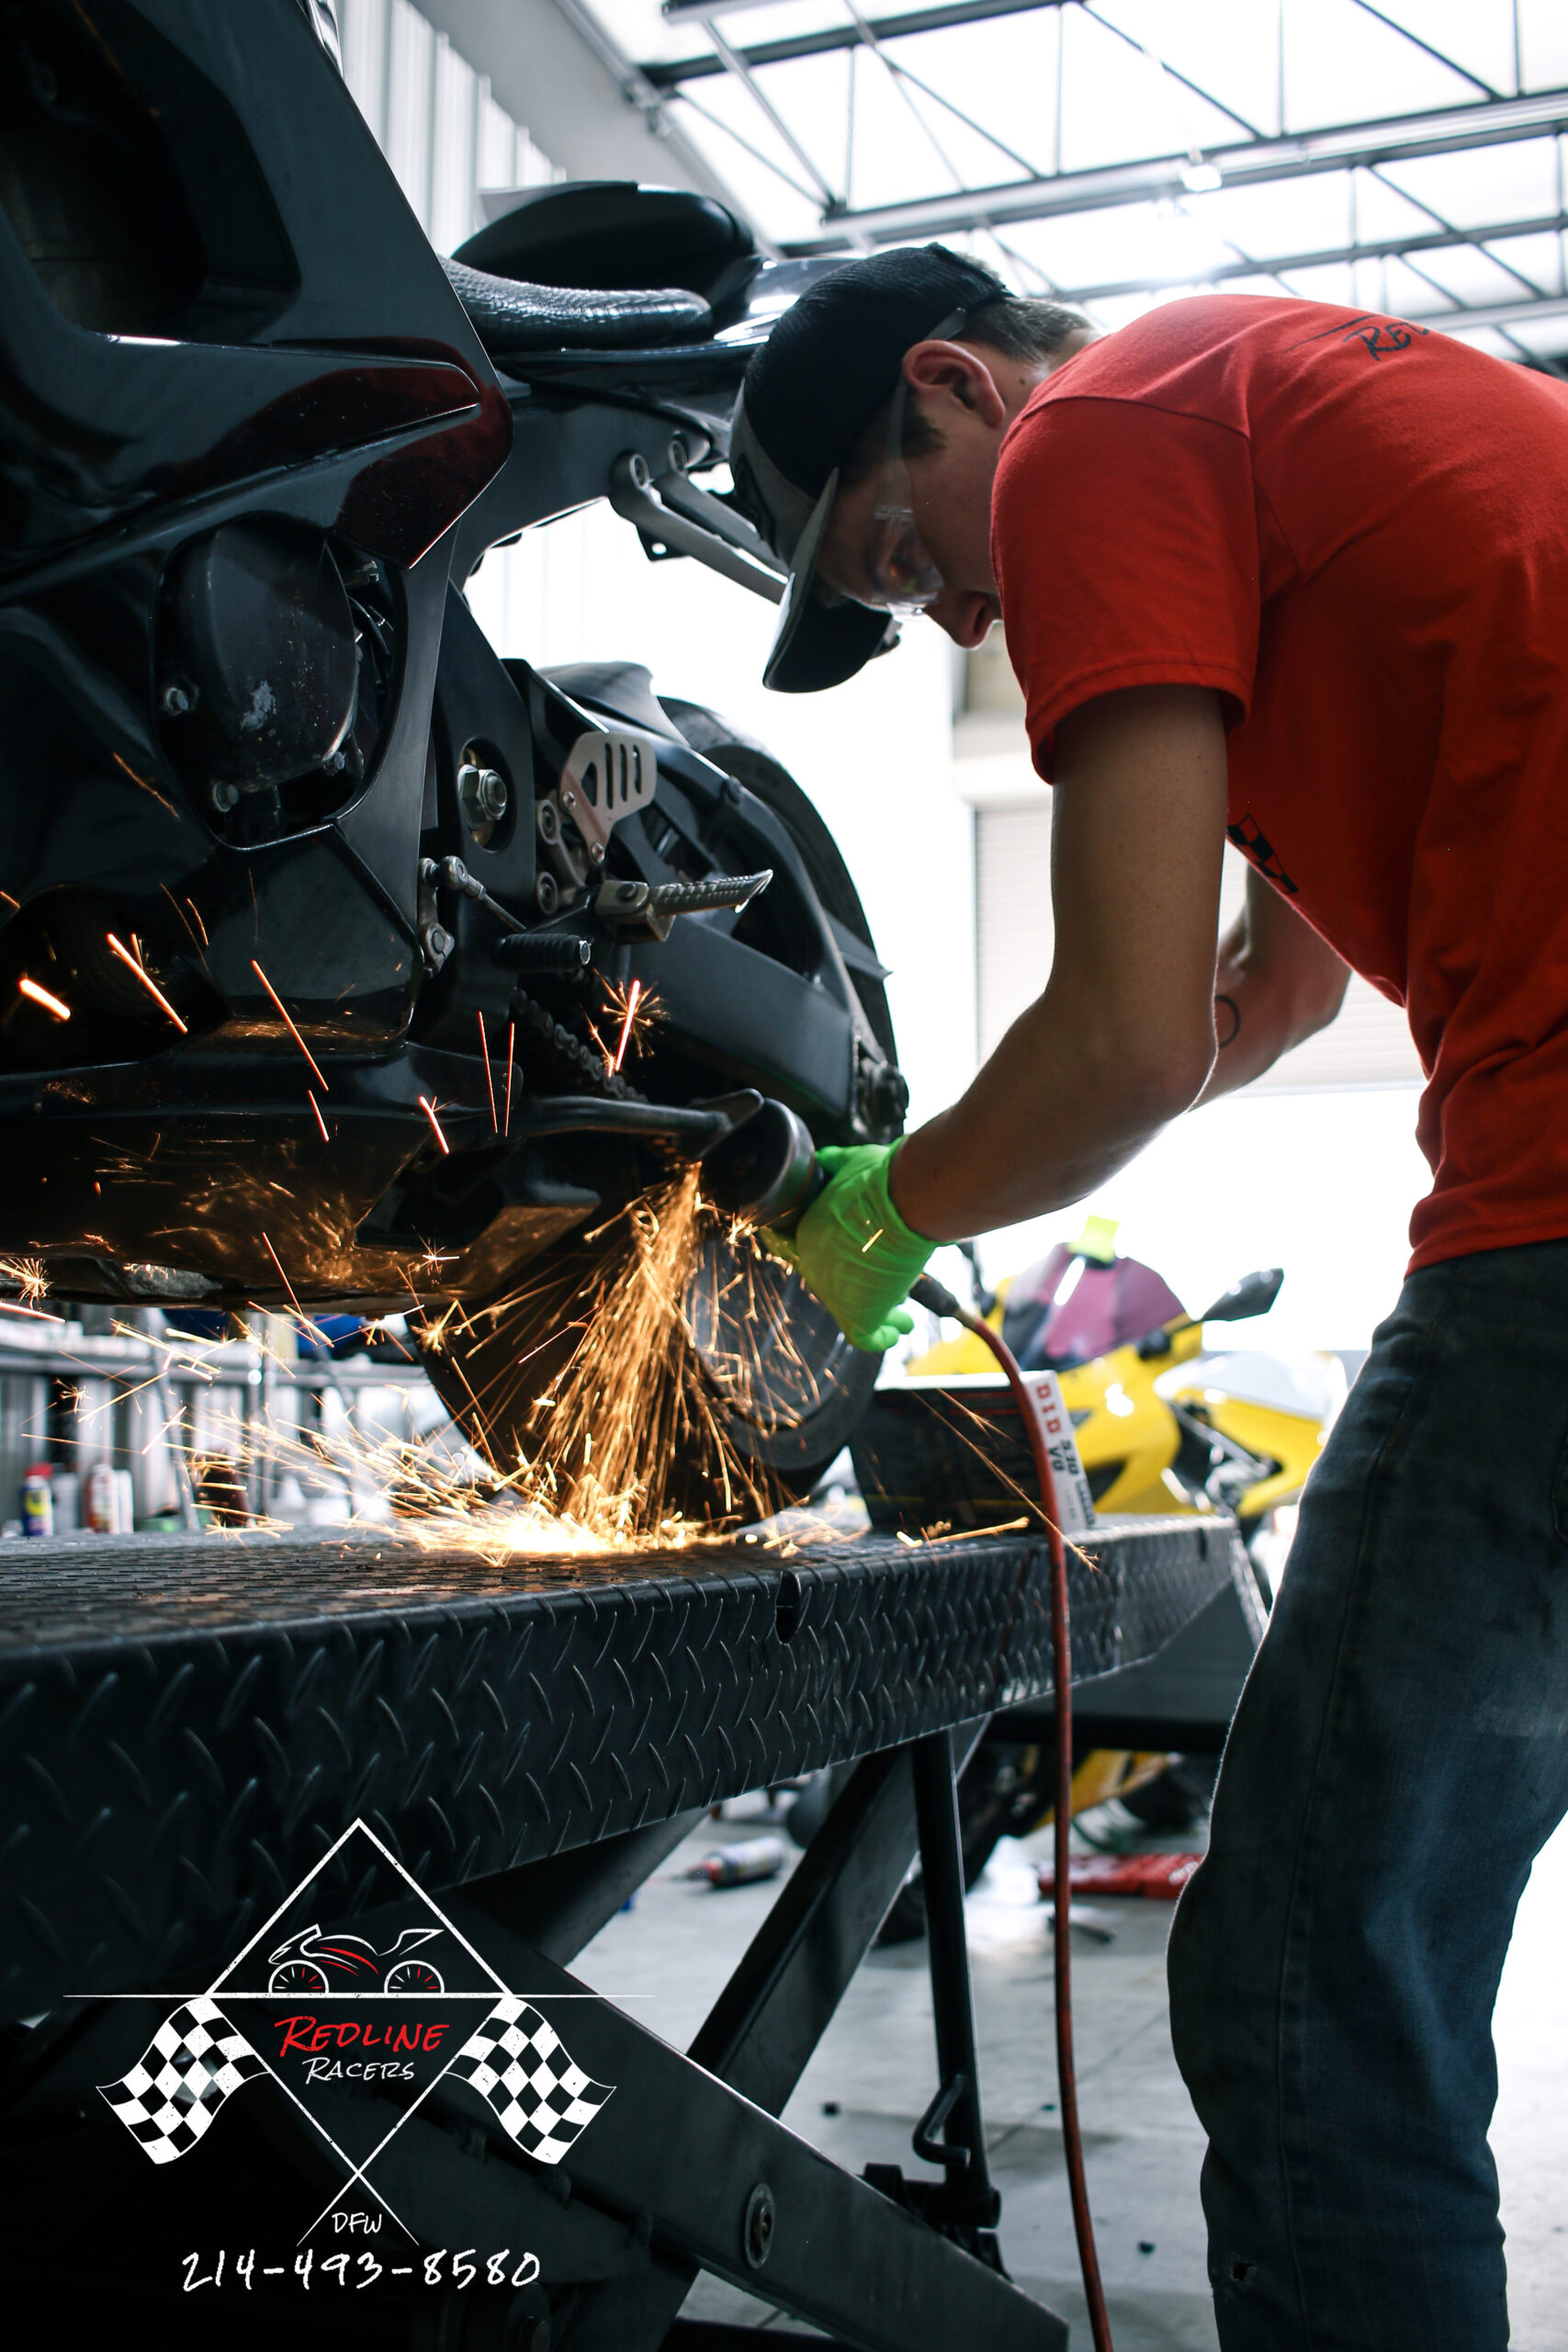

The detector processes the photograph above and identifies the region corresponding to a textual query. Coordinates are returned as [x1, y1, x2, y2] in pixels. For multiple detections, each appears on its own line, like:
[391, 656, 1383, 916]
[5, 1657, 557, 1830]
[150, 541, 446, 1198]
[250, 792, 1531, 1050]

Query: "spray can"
[20, 1465, 53, 1539]
[689, 1836, 785, 1888]
[85, 1463, 118, 1534]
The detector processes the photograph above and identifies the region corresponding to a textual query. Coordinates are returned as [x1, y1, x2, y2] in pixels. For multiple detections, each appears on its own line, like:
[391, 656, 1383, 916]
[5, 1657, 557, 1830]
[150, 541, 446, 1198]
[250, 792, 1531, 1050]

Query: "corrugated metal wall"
[337, 0, 558, 250]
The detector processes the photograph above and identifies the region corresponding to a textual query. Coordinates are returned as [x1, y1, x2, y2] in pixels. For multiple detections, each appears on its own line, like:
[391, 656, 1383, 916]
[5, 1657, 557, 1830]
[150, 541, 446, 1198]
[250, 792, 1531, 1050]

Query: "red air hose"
[910, 1273, 1114, 2352]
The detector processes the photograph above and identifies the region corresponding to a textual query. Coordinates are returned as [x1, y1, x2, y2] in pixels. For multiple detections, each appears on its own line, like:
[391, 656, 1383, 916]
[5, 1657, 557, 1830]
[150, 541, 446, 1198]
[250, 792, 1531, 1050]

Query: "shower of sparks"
[418, 1095, 451, 1155]
[251, 958, 327, 1089]
[107, 933, 187, 1032]
[19, 1194, 1041, 1566]
[307, 1090, 330, 1143]
[17, 977, 70, 1021]
[504, 1021, 514, 1136]
[478, 1010, 498, 1131]
[406, 1170, 816, 1550]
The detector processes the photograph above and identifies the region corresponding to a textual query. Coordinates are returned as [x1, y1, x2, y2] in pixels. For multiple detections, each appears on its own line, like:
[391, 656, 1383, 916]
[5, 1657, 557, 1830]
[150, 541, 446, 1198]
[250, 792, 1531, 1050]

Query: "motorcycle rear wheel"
[419, 707, 893, 1529]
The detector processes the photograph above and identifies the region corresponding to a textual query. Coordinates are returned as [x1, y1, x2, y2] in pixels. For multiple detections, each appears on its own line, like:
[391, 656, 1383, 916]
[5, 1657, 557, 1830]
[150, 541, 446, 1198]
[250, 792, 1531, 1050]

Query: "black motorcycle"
[0, 0, 908, 1517]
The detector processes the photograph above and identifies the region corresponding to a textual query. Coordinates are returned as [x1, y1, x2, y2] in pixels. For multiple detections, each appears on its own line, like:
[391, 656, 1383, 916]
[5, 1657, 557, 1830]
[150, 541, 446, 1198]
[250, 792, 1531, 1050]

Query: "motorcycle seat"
[456, 182, 758, 311]
[443, 255, 712, 357]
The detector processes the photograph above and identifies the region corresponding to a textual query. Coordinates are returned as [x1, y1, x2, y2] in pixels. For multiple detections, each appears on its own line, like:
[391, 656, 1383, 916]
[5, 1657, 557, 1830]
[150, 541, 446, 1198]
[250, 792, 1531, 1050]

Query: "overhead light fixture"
[1181, 155, 1224, 194]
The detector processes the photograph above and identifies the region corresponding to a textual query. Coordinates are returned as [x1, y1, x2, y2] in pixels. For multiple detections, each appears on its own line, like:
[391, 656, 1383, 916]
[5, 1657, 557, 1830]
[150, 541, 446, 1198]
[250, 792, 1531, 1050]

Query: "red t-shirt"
[992, 294, 1568, 1273]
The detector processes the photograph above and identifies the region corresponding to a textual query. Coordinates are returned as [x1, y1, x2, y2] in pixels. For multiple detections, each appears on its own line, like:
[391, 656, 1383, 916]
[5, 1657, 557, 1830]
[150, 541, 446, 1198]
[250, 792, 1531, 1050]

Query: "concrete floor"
[575, 1785, 1568, 2348]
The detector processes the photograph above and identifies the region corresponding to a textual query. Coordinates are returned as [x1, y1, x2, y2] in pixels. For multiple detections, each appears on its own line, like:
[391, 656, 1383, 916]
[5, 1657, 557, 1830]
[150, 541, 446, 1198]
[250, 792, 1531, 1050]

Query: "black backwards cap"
[728, 244, 1009, 693]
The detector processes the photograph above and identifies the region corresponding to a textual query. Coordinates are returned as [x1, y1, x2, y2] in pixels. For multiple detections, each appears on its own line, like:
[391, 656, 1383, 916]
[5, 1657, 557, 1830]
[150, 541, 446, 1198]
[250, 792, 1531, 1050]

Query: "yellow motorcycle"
[905, 1223, 1333, 1581]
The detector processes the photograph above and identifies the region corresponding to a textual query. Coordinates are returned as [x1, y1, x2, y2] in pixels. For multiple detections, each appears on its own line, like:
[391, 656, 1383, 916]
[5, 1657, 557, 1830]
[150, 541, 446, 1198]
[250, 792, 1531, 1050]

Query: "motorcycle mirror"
[1199, 1267, 1284, 1325]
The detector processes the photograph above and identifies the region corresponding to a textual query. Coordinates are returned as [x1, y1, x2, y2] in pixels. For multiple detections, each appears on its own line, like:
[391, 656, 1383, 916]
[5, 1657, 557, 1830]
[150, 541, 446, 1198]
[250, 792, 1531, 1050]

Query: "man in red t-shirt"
[731, 245, 1568, 2349]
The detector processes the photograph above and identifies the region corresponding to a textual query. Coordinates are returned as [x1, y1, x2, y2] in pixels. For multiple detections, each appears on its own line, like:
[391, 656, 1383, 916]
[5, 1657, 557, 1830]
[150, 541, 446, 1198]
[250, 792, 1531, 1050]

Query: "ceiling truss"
[629, 0, 1568, 360]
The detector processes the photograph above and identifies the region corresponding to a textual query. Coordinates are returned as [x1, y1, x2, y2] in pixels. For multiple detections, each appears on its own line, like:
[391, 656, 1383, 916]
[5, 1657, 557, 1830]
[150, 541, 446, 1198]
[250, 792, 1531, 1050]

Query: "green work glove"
[764, 1143, 935, 1354]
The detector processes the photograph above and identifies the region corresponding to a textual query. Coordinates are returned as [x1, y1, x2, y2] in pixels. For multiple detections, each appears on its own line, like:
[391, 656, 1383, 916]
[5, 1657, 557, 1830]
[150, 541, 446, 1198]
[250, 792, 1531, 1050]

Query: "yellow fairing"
[906, 1310, 1321, 1524]
[1162, 1384, 1325, 1519]
[1059, 1325, 1208, 1516]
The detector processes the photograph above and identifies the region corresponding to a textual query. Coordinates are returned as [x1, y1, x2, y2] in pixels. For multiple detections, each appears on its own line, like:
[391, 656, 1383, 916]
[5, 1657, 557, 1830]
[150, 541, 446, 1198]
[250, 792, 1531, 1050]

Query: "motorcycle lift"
[0, 1514, 1243, 2348]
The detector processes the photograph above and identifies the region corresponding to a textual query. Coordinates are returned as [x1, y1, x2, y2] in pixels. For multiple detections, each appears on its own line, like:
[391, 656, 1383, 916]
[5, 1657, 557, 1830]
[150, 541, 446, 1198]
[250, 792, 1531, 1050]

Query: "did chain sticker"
[1029, 1371, 1096, 1532]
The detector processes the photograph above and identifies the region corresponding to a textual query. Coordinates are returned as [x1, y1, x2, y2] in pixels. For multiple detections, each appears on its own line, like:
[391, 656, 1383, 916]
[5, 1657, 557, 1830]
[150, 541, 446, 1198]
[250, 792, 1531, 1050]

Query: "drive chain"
[509, 987, 646, 1102]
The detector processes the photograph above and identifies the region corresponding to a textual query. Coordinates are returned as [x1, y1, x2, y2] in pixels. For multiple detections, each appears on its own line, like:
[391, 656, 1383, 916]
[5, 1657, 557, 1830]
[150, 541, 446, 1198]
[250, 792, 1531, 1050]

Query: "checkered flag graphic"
[448, 1996, 614, 2165]
[98, 1997, 266, 2165]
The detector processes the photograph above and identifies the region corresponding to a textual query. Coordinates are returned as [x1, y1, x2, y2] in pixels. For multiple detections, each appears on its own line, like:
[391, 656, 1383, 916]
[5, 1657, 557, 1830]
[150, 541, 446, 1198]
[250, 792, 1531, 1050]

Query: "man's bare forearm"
[890, 982, 1213, 1241]
[892, 684, 1230, 1243]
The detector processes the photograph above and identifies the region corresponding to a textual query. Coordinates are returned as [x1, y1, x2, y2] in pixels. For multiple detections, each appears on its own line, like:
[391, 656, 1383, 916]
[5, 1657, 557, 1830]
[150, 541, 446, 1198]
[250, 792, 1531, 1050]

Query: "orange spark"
[186, 898, 208, 947]
[260, 1231, 313, 1337]
[106, 933, 187, 1032]
[478, 1009, 498, 1132]
[418, 1095, 451, 1155]
[613, 979, 642, 1073]
[18, 977, 70, 1022]
[504, 1022, 514, 1136]
[251, 959, 327, 1089]
[307, 1090, 330, 1143]
[0, 1256, 49, 1309]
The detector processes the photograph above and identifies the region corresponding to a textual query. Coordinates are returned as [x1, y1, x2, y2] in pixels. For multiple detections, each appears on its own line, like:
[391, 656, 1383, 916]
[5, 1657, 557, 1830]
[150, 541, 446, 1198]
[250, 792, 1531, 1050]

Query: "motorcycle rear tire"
[418, 707, 895, 1527]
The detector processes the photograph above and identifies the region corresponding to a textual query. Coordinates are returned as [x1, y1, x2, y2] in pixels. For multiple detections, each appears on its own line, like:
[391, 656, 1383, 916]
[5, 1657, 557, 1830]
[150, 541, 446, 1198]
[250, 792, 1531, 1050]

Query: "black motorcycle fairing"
[1, 0, 511, 587]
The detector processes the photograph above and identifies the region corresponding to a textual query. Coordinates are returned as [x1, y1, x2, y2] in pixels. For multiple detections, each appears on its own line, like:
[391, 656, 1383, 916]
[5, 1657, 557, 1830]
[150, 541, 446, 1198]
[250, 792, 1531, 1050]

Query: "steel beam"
[645, 0, 1071, 82]
[1051, 210, 1568, 306]
[758, 86, 1568, 249]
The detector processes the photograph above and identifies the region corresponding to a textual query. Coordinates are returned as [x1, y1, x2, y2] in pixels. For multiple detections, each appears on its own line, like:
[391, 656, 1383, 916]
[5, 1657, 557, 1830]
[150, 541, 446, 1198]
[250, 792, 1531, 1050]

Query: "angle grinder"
[699, 1096, 825, 1236]
[697, 1093, 952, 1317]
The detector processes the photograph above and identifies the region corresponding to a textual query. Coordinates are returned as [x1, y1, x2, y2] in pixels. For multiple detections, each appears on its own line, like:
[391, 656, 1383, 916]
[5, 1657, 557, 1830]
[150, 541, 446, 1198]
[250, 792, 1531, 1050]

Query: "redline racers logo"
[273, 2006, 452, 2084]
[96, 1817, 616, 2267]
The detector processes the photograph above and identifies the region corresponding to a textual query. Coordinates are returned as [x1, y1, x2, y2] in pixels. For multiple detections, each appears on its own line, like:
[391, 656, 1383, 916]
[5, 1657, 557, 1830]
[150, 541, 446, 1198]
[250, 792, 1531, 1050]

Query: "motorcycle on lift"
[0, 0, 909, 1518]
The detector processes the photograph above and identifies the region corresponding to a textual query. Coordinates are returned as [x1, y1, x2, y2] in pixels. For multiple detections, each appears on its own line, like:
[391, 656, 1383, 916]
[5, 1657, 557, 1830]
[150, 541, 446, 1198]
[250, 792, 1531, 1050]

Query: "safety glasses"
[861, 373, 945, 614]
[855, 301, 973, 615]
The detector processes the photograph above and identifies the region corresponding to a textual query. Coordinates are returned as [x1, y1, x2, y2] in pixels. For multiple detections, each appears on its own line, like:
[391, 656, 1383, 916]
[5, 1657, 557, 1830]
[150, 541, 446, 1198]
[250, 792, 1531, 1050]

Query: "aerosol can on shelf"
[20, 1466, 52, 1539]
[85, 1463, 118, 1534]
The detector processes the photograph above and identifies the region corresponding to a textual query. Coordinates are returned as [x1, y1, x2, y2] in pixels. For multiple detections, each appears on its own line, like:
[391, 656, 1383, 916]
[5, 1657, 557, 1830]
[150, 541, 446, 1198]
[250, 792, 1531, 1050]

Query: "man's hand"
[763, 1144, 935, 1352]
[891, 684, 1229, 1241]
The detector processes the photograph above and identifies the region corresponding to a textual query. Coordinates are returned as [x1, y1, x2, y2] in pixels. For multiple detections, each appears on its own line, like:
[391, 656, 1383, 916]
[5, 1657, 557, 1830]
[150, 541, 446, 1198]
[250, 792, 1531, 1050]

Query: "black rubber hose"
[909, 1271, 1114, 2352]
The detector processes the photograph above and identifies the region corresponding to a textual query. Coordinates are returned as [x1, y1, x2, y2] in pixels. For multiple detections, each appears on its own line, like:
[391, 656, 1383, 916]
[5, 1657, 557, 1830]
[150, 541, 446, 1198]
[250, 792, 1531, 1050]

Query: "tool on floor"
[688, 1835, 787, 1887]
[703, 1097, 1116, 2352]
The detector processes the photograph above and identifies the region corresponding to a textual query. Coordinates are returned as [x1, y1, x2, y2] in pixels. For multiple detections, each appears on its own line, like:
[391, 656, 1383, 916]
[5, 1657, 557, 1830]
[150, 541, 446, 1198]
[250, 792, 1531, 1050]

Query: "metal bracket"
[610, 450, 786, 605]
[559, 725, 661, 863]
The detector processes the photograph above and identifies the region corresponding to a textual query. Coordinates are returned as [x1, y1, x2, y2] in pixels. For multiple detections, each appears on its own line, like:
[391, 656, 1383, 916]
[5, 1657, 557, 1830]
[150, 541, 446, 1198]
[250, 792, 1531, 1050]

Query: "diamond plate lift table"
[0, 1516, 1240, 2349]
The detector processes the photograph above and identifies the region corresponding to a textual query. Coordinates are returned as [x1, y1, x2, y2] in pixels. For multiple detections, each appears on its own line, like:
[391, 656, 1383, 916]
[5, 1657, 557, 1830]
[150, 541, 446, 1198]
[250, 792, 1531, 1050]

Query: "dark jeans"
[1168, 1238, 1568, 2349]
